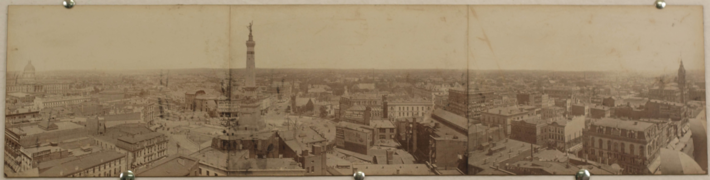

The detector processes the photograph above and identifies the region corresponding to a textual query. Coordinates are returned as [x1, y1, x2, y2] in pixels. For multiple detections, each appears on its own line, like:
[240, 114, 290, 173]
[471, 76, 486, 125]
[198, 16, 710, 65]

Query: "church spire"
[678, 59, 687, 103]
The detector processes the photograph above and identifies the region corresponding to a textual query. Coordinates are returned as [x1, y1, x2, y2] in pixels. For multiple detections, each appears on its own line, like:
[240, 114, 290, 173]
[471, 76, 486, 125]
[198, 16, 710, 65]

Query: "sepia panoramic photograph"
[465, 6, 706, 175]
[3, 5, 707, 177]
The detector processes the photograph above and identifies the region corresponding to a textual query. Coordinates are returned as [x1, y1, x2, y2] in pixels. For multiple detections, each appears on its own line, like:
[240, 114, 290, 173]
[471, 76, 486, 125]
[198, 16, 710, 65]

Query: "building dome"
[24, 61, 35, 72]
[18, 60, 37, 84]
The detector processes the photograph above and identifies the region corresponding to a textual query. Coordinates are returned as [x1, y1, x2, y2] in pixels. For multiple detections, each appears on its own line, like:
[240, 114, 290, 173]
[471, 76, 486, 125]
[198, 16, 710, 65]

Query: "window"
[620, 143, 625, 154]
[639, 145, 645, 156]
[598, 139, 603, 149]
[379, 135, 386, 139]
[630, 145, 635, 156]
[607, 140, 611, 151]
[390, 129, 394, 133]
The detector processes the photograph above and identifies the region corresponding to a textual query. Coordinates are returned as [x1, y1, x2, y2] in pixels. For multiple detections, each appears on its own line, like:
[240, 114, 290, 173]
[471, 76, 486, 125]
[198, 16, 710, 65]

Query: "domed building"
[7, 61, 72, 95]
[18, 60, 36, 84]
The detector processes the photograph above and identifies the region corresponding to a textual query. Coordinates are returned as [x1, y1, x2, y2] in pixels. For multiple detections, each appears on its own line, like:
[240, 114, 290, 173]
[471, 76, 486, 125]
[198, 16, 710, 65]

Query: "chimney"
[530, 143, 534, 162]
[386, 150, 394, 164]
[313, 145, 323, 155]
[364, 107, 372, 125]
[302, 149, 309, 157]
[382, 95, 388, 119]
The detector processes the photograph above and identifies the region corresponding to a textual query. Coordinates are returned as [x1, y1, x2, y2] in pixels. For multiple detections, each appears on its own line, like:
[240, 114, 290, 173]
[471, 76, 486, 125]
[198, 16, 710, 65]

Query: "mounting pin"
[120, 170, 135, 180]
[655, 0, 666, 9]
[353, 171, 365, 180]
[575, 169, 590, 180]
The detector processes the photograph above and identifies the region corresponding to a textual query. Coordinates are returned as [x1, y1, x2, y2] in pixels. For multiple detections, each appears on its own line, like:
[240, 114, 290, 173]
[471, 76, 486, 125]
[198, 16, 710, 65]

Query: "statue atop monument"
[247, 21, 253, 34]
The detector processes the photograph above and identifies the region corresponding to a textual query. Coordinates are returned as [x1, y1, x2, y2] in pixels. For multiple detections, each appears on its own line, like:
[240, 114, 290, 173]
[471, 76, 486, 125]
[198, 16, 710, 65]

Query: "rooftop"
[19, 122, 84, 136]
[136, 155, 199, 176]
[117, 132, 165, 144]
[485, 106, 531, 116]
[431, 109, 467, 131]
[370, 120, 395, 129]
[352, 164, 434, 175]
[104, 112, 142, 121]
[39, 151, 125, 177]
[593, 118, 655, 132]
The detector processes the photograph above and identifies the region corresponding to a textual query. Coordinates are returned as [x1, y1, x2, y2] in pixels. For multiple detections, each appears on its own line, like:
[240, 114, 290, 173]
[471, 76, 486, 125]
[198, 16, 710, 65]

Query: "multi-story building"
[335, 123, 373, 155]
[448, 88, 496, 121]
[4, 128, 33, 174]
[468, 123, 505, 151]
[570, 103, 588, 117]
[517, 93, 549, 107]
[94, 126, 169, 170]
[115, 132, 169, 169]
[583, 118, 665, 174]
[39, 151, 126, 177]
[480, 106, 535, 135]
[371, 120, 396, 142]
[689, 88, 706, 101]
[383, 99, 432, 120]
[339, 92, 385, 120]
[135, 155, 200, 176]
[541, 116, 585, 152]
[510, 116, 547, 145]
[414, 109, 467, 171]
[589, 105, 611, 119]
[602, 97, 618, 107]
[36, 96, 91, 109]
[541, 106, 565, 121]
[554, 99, 571, 112]
[5, 107, 41, 125]
[648, 85, 682, 103]
[645, 100, 687, 121]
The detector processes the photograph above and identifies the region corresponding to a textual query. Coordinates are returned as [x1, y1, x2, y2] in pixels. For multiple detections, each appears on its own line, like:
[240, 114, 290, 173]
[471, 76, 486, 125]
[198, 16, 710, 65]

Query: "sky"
[6, 5, 704, 72]
[468, 5, 704, 73]
[7, 5, 231, 72]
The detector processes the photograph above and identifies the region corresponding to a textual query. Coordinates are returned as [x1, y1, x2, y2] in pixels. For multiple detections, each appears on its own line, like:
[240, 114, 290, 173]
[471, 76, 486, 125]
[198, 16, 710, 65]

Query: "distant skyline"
[6, 5, 705, 73]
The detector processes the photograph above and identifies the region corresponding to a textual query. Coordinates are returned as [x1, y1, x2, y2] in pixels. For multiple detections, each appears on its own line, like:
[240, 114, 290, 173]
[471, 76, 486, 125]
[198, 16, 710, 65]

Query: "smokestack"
[530, 142, 534, 162]
[382, 95, 388, 119]
[364, 106, 372, 125]
[386, 150, 394, 164]
[313, 145, 322, 155]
